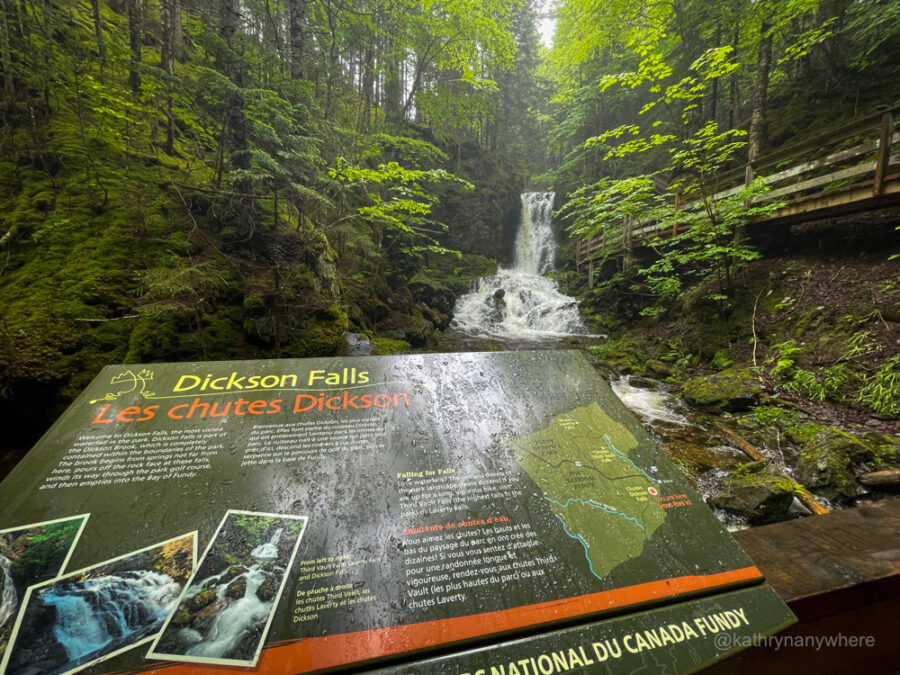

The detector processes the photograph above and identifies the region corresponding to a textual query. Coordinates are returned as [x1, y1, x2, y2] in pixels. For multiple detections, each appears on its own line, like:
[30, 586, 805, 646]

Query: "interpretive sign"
[0, 351, 794, 674]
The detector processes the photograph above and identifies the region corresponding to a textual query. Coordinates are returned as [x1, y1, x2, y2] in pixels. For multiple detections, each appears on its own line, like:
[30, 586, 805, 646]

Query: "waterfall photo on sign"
[148, 511, 307, 667]
[0, 532, 195, 675]
[0, 516, 89, 661]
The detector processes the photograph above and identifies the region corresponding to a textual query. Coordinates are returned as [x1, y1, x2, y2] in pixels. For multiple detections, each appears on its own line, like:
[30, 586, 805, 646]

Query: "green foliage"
[857, 355, 900, 418]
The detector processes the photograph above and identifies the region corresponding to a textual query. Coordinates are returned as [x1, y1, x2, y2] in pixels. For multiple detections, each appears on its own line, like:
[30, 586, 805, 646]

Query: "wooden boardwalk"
[706, 497, 900, 673]
[575, 106, 900, 275]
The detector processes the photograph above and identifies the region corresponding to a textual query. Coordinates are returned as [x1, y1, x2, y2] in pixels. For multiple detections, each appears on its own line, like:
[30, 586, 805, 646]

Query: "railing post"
[874, 113, 893, 197]
[625, 215, 633, 250]
[588, 255, 594, 290]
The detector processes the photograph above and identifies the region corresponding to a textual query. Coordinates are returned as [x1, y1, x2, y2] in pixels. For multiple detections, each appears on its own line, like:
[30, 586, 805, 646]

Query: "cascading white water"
[174, 527, 285, 658]
[0, 554, 17, 630]
[41, 570, 180, 661]
[451, 192, 588, 339]
[249, 528, 282, 559]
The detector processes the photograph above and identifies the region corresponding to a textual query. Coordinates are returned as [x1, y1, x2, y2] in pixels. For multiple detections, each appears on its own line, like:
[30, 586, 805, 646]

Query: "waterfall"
[42, 570, 180, 662]
[514, 192, 557, 275]
[0, 554, 17, 630]
[451, 191, 588, 339]
[249, 528, 283, 559]
[169, 528, 285, 658]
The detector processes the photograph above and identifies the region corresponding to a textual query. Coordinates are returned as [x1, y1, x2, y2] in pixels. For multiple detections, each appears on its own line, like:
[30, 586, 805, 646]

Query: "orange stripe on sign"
[141, 566, 762, 675]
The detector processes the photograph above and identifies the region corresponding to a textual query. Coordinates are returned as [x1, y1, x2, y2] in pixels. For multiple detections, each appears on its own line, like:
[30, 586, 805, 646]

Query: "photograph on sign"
[0, 531, 196, 675]
[0, 515, 89, 660]
[147, 510, 308, 667]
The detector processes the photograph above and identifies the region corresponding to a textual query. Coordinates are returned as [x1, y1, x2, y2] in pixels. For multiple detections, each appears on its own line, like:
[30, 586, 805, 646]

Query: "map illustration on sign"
[0, 351, 792, 674]
[509, 403, 666, 579]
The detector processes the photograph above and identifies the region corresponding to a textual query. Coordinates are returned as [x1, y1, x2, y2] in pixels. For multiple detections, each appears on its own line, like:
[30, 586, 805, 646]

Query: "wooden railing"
[575, 105, 900, 274]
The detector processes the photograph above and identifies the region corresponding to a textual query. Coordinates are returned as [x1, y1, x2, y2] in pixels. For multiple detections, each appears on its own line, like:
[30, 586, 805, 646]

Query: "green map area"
[509, 402, 666, 579]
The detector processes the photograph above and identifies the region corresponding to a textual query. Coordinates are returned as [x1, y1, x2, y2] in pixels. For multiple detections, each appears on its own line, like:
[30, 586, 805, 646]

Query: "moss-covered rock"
[407, 272, 456, 316]
[681, 368, 762, 413]
[645, 360, 673, 378]
[256, 577, 277, 602]
[225, 576, 247, 599]
[787, 424, 874, 501]
[376, 310, 435, 347]
[710, 462, 796, 525]
[187, 588, 217, 612]
[370, 337, 410, 355]
[861, 432, 900, 464]
[591, 334, 649, 374]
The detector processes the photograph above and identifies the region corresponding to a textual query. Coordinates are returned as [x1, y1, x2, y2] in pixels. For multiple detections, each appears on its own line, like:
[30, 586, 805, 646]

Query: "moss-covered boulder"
[710, 462, 796, 525]
[859, 432, 900, 464]
[591, 334, 648, 374]
[645, 360, 673, 378]
[225, 576, 247, 599]
[376, 310, 435, 347]
[787, 425, 874, 501]
[256, 577, 277, 602]
[370, 337, 410, 355]
[407, 271, 456, 316]
[681, 368, 762, 413]
[187, 588, 217, 612]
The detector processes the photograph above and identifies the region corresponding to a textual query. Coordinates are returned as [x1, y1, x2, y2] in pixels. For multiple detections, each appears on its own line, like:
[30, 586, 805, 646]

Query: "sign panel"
[0, 351, 793, 674]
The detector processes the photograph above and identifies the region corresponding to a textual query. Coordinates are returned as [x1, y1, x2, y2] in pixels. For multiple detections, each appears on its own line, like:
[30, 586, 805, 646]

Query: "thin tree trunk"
[289, 0, 306, 79]
[748, 18, 773, 163]
[90, 0, 106, 75]
[0, 0, 15, 107]
[729, 26, 739, 129]
[160, 0, 175, 154]
[126, 0, 142, 94]
[219, 0, 250, 194]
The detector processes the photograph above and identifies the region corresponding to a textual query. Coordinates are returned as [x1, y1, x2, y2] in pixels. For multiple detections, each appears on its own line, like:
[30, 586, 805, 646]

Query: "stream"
[169, 527, 285, 658]
[41, 570, 180, 661]
[0, 553, 16, 630]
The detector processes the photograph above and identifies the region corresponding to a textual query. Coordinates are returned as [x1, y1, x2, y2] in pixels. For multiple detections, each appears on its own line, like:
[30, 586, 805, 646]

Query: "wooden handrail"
[574, 106, 900, 267]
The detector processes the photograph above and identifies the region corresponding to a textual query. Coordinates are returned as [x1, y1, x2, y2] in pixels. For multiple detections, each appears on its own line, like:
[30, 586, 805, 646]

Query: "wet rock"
[860, 432, 900, 463]
[257, 577, 277, 602]
[627, 376, 658, 390]
[218, 565, 244, 587]
[191, 599, 226, 631]
[681, 368, 762, 413]
[225, 576, 247, 599]
[187, 588, 217, 612]
[377, 310, 436, 346]
[493, 288, 505, 300]
[599, 335, 648, 374]
[170, 608, 192, 626]
[787, 425, 874, 501]
[4, 598, 69, 672]
[346, 332, 372, 356]
[645, 360, 672, 378]
[408, 272, 456, 316]
[710, 462, 795, 525]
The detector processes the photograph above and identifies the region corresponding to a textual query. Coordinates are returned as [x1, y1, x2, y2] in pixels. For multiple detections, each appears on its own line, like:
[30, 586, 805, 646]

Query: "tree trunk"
[160, 0, 175, 154]
[748, 18, 773, 163]
[126, 0, 142, 94]
[90, 0, 107, 74]
[289, 0, 306, 79]
[219, 0, 250, 194]
[729, 26, 740, 129]
[0, 0, 14, 107]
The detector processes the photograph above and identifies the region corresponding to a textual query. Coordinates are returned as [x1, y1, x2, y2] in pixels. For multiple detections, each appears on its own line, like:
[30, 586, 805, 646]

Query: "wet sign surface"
[0, 351, 793, 674]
